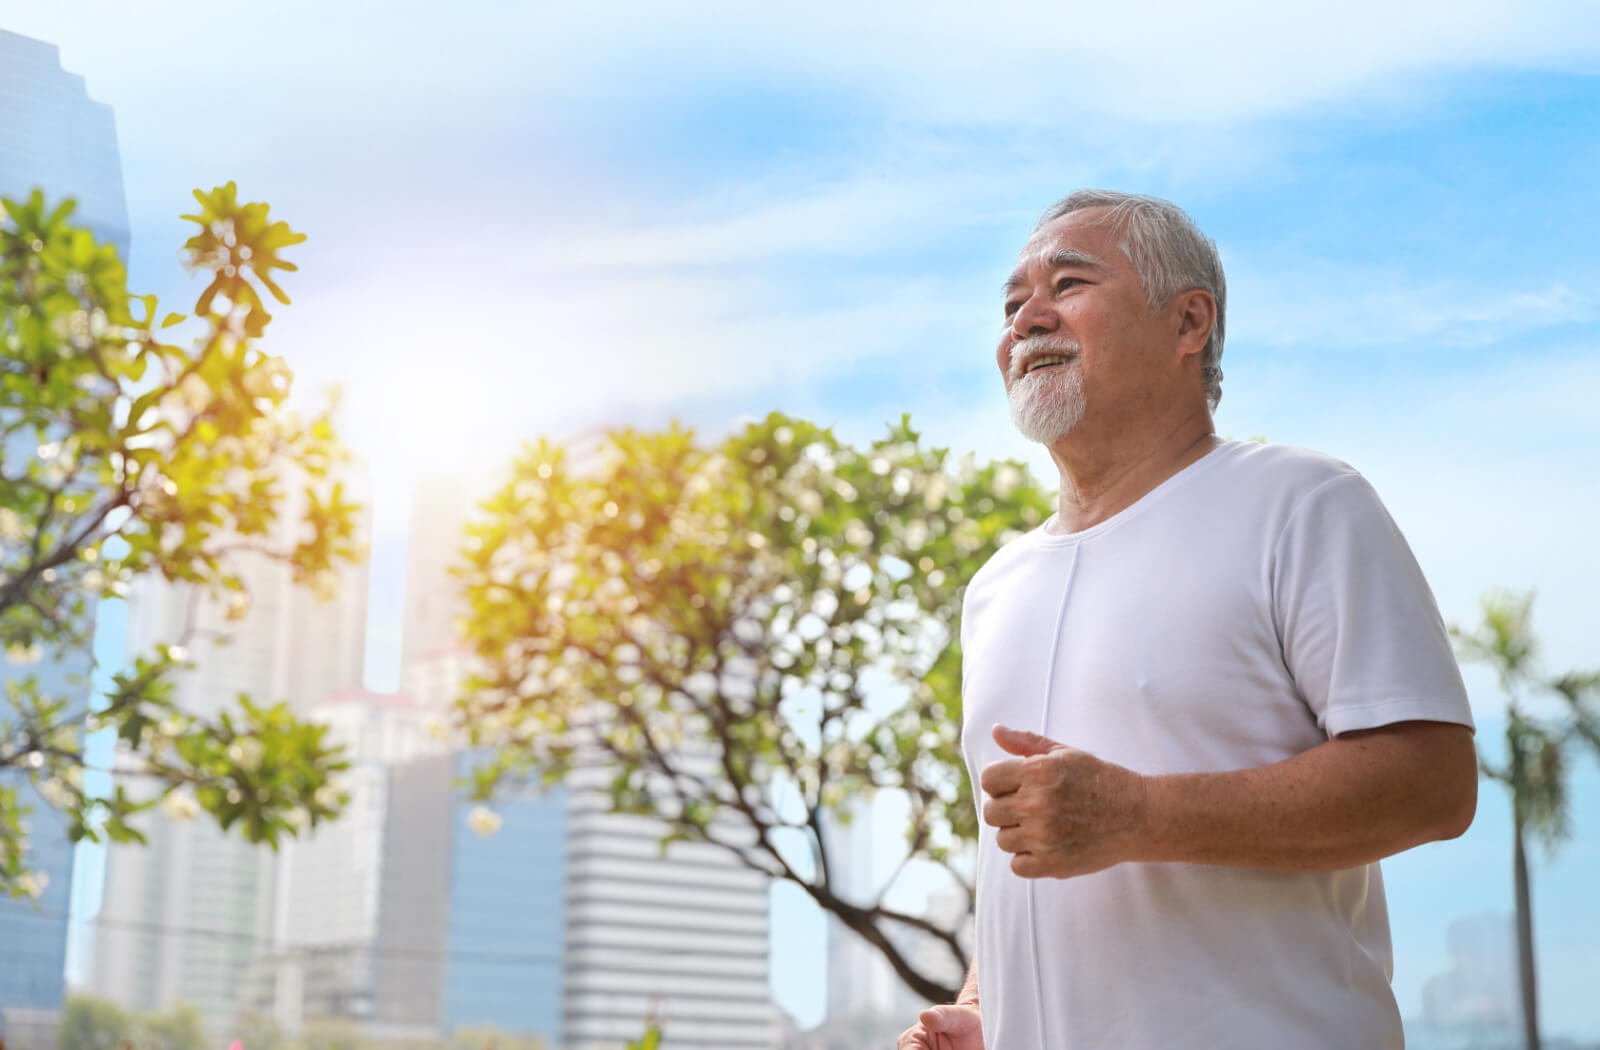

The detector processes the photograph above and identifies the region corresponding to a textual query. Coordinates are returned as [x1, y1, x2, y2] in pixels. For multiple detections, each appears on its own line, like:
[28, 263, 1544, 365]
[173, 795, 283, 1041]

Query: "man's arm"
[981, 720, 1476, 879]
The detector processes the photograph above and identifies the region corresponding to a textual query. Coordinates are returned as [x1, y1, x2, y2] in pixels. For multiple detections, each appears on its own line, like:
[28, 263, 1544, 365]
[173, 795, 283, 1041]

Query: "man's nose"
[1010, 294, 1057, 340]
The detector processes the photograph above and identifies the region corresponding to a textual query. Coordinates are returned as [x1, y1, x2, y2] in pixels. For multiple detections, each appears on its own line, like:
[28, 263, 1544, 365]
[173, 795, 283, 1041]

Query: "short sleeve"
[1271, 472, 1474, 738]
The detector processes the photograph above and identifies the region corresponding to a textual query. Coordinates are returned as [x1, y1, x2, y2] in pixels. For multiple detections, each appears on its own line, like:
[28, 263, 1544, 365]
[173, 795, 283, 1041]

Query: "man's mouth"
[1019, 353, 1075, 377]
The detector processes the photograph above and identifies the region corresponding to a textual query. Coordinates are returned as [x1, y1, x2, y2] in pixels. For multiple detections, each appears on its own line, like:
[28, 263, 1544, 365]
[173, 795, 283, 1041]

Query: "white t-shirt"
[959, 440, 1473, 1049]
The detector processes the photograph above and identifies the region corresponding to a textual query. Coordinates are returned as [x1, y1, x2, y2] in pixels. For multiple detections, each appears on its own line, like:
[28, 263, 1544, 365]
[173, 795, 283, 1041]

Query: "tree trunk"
[1513, 813, 1541, 1050]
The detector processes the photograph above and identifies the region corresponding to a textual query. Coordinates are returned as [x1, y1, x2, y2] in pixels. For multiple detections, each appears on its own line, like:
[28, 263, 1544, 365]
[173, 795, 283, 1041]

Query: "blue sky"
[4, 0, 1598, 1035]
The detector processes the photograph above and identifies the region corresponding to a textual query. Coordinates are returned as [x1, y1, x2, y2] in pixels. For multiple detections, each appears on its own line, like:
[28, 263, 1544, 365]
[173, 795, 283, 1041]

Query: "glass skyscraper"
[0, 30, 130, 253]
[0, 27, 130, 1039]
[373, 751, 566, 1042]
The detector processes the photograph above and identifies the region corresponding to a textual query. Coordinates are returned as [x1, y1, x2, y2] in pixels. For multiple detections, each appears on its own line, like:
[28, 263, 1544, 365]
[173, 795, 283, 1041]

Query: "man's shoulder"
[1214, 440, 1364, 499]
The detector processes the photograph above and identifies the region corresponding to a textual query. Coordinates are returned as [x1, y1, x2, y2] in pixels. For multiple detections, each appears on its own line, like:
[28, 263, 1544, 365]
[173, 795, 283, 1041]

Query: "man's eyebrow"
[1002, 248, 1107, 298]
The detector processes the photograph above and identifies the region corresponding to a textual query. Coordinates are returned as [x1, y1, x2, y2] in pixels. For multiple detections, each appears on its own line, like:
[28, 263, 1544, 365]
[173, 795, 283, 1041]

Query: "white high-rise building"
[400, 471, 495, 672]
[89, 458, 373, 1035]
[1422, 913, 1518, 1028]
[396, 644, 776, 1049]
[562, 762, 776, 1050]
[255, 686, 439, 1029]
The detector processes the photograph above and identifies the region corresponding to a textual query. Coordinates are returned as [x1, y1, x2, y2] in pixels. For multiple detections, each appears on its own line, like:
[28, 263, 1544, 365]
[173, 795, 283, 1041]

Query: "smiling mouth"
[1020, 353, 1075, 377]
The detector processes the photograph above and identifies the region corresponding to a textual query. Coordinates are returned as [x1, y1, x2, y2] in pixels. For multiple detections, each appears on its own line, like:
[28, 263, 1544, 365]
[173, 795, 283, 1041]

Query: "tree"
[454, 413, 1052, 1002]
[448, 1027, 548, 1050]
[57, 996, 132, 1050]
[622, 1025, 661, 1050]
[293, 1020, 374, 1050]
[1, 184, 361, 897]
[228, 1012, 287, 1050]
[132, 1005, 208, 1050]
[1452, 589, 1600, 1050]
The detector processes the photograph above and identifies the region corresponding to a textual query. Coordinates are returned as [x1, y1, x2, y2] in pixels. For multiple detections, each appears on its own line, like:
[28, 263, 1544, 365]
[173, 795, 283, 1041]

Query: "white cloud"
[1232, 267, 1595, 349]
[13, 1, 1600, 154]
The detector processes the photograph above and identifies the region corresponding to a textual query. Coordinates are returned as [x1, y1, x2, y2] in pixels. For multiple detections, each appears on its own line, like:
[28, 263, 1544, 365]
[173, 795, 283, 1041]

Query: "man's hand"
[897, 1003, 983, 1049]
[980, 724, 1149, 879]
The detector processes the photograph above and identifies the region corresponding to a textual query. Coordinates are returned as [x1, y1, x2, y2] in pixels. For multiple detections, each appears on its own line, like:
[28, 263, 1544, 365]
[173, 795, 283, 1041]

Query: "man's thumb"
[993, 723, 1061, 757]
[919, 1004, 980, 1033]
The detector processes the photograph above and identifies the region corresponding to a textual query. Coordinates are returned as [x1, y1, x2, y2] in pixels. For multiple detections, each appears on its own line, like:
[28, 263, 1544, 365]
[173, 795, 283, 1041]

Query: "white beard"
[1007, 339, 1085, 445]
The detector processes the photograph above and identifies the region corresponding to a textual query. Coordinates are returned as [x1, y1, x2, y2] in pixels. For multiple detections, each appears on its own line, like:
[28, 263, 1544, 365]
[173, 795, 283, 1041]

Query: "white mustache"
[1008, 336, 1081, 382]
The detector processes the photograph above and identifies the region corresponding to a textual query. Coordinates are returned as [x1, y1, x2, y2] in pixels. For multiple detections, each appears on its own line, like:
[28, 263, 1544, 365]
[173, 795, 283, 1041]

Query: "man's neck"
[1046, 411, 1219, 534]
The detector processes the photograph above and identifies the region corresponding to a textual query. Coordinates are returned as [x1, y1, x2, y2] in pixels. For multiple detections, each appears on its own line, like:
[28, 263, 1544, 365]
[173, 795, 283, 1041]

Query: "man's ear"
[1174, 288, 1216, 360]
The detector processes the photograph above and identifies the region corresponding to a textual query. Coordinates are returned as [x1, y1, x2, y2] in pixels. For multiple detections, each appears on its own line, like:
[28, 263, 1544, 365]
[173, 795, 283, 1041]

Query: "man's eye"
[1003, 300, 1022, 317]
[1056, 277, 1083, 292]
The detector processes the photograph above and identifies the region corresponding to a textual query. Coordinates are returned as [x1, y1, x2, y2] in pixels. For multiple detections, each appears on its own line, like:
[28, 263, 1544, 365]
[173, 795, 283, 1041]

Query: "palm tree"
[1452, 589, 1600, 1050]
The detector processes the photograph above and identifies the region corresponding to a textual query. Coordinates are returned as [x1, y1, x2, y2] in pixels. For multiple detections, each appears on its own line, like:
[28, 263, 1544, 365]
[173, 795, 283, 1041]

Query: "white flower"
[178, 373, 211, 413]
[226, 738, 264, 771]
[36, 442, 60, 461]
[162, 792, 200, 822]
[313, 784, 341, 810]
[5, 644, 42, 666]
[16, 871, 49, 899]
[0, 508, 25, 543]
[283, 807, 307, 831]
[165, 645, 188, 662]
[82, 569, 104, 592]
[38, 778, 71, 808]
[466, 806, 502, 837]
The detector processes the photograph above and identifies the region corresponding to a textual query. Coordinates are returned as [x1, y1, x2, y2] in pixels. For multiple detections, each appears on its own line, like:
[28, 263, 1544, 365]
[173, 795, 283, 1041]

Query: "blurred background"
[1, 2, 1597, 1048]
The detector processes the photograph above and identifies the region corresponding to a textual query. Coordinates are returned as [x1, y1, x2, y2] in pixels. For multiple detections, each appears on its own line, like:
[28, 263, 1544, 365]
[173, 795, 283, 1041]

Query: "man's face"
[997, 207, 1176, 446]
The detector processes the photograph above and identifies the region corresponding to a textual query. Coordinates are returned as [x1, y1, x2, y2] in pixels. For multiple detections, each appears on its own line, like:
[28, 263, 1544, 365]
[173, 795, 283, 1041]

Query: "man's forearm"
[1133, 721, 1476, 871]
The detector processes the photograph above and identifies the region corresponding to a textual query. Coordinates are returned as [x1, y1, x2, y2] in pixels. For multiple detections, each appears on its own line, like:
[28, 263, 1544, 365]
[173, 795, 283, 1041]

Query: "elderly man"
[898, 190, 1477, 1049]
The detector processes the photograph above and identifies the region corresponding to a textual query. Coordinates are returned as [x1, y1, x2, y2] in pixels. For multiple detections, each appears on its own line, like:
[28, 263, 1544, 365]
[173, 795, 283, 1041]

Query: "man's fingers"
[981, 794, 1018, 829]
[920, 1004, 982, 1033]
[993, 723, 1063, 757]
[994, 825, 1026, 854]
[1011, 851, 1046, 878]
[979, 757, 1024, 796]
[896, 1026, 933, 1050]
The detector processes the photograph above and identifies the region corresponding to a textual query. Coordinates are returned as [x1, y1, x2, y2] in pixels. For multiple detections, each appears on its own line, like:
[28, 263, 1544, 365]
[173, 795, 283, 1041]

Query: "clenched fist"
[979, 724, 1150, 879]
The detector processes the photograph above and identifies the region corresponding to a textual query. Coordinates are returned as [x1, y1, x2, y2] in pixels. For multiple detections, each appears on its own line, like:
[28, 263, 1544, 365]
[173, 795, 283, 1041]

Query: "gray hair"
[1037, 189, 1226, 410]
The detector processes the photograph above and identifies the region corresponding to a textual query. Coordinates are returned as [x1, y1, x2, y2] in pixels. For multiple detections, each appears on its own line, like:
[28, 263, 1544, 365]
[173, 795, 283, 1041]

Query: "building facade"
[371, 751, 566, 1042]
[251, 686, 437, 1029]
[89, 459, 373, 1036]
[0, 27, 130, 1043]
[562, 760, 776, 1050]
[0, 30, 130, 252]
